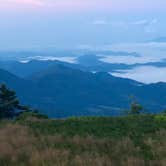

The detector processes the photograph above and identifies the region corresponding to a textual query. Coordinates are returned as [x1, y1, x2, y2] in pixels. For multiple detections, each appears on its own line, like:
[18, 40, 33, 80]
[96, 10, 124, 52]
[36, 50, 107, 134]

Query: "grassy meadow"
[0, 112, 165, 166]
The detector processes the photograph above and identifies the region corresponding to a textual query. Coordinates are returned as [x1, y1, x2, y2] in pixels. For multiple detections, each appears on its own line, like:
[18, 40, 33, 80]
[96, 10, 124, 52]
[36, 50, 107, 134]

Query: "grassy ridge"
[0, 113, 166, 166]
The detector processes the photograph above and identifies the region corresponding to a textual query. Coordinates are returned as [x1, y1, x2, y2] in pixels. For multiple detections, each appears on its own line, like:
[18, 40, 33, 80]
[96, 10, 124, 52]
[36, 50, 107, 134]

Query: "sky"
[0, 0, 166, 50]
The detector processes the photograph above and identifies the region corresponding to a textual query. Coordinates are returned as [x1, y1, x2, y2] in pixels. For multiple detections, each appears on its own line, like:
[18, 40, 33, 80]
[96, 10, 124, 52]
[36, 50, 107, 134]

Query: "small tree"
[128, 96, 143, 115]
[0, 84, 27, 119]
[129, 102, 143, 115]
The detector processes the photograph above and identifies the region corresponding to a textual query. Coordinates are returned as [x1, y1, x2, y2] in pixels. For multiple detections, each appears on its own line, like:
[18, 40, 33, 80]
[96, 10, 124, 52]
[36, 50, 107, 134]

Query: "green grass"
[0, 113, 165, 166]
[17, 113, 166, 138]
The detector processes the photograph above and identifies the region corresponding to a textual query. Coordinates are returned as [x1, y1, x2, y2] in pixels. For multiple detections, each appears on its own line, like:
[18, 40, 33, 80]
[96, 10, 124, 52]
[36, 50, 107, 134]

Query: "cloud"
[92, 20, 108, 25]
[130, 19, 158, 33]
[100, 54, 163, 65]
[92, 19, 159, 33]
[112, 66, 166, 83]
[144, 19, 158, 33]
[132, 20, 149, 25]
[92, 20, 129, 30]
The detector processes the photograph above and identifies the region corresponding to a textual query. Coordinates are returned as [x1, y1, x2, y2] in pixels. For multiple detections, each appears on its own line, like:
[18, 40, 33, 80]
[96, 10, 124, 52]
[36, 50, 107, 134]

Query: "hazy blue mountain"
[0, 69, 35, 104]
[26, 64, 166, 115]
[0, 68, 49, 108]
[0, 65, 166, 117]
[2, 51, 166, 80]
[77, 54, 103, 67]
[0, 60, 86, 78]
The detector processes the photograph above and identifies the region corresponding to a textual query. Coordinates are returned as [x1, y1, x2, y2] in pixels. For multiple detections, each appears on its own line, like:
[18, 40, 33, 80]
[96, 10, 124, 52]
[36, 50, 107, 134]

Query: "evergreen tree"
[0, 84, 25, 119]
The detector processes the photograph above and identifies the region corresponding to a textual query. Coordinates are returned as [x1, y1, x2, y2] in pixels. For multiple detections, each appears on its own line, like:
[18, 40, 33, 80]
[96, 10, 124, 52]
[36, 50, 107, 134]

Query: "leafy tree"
[128, 96, 143, 115]
[129, 101, 143, 115]
[0, 84, 27, 119]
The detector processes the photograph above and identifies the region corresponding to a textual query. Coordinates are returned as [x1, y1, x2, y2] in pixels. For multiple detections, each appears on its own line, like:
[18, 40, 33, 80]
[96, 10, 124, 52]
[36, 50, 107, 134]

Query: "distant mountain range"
[1, 54, 166, 80]
[0, 61, 166, 117]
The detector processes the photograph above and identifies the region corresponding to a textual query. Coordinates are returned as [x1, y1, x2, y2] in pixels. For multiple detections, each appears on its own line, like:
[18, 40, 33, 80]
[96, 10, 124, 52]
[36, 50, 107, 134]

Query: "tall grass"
[0, 114, 165, 165]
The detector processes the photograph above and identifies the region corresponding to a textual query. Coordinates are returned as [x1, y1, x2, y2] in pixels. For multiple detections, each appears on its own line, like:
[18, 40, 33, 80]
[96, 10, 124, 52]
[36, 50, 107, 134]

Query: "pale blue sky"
[0, 0, 166, 50]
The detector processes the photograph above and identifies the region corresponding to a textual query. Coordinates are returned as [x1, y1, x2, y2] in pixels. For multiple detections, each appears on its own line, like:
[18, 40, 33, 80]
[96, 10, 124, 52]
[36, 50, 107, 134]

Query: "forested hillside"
[1, 63, 166, 117]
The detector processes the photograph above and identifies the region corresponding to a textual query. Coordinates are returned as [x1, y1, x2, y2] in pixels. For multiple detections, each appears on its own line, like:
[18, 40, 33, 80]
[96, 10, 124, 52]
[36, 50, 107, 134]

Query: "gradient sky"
[1, 0, 166, 12]
[0, 0, 166, 50]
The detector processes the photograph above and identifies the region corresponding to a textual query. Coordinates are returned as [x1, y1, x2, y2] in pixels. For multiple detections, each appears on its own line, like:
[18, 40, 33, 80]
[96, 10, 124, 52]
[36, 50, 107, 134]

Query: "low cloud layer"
[112, 66, 166, 83]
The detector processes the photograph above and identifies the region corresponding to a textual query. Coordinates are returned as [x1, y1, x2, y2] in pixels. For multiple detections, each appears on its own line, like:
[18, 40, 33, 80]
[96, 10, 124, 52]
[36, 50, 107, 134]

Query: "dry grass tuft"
[0, 123, 165, 166]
